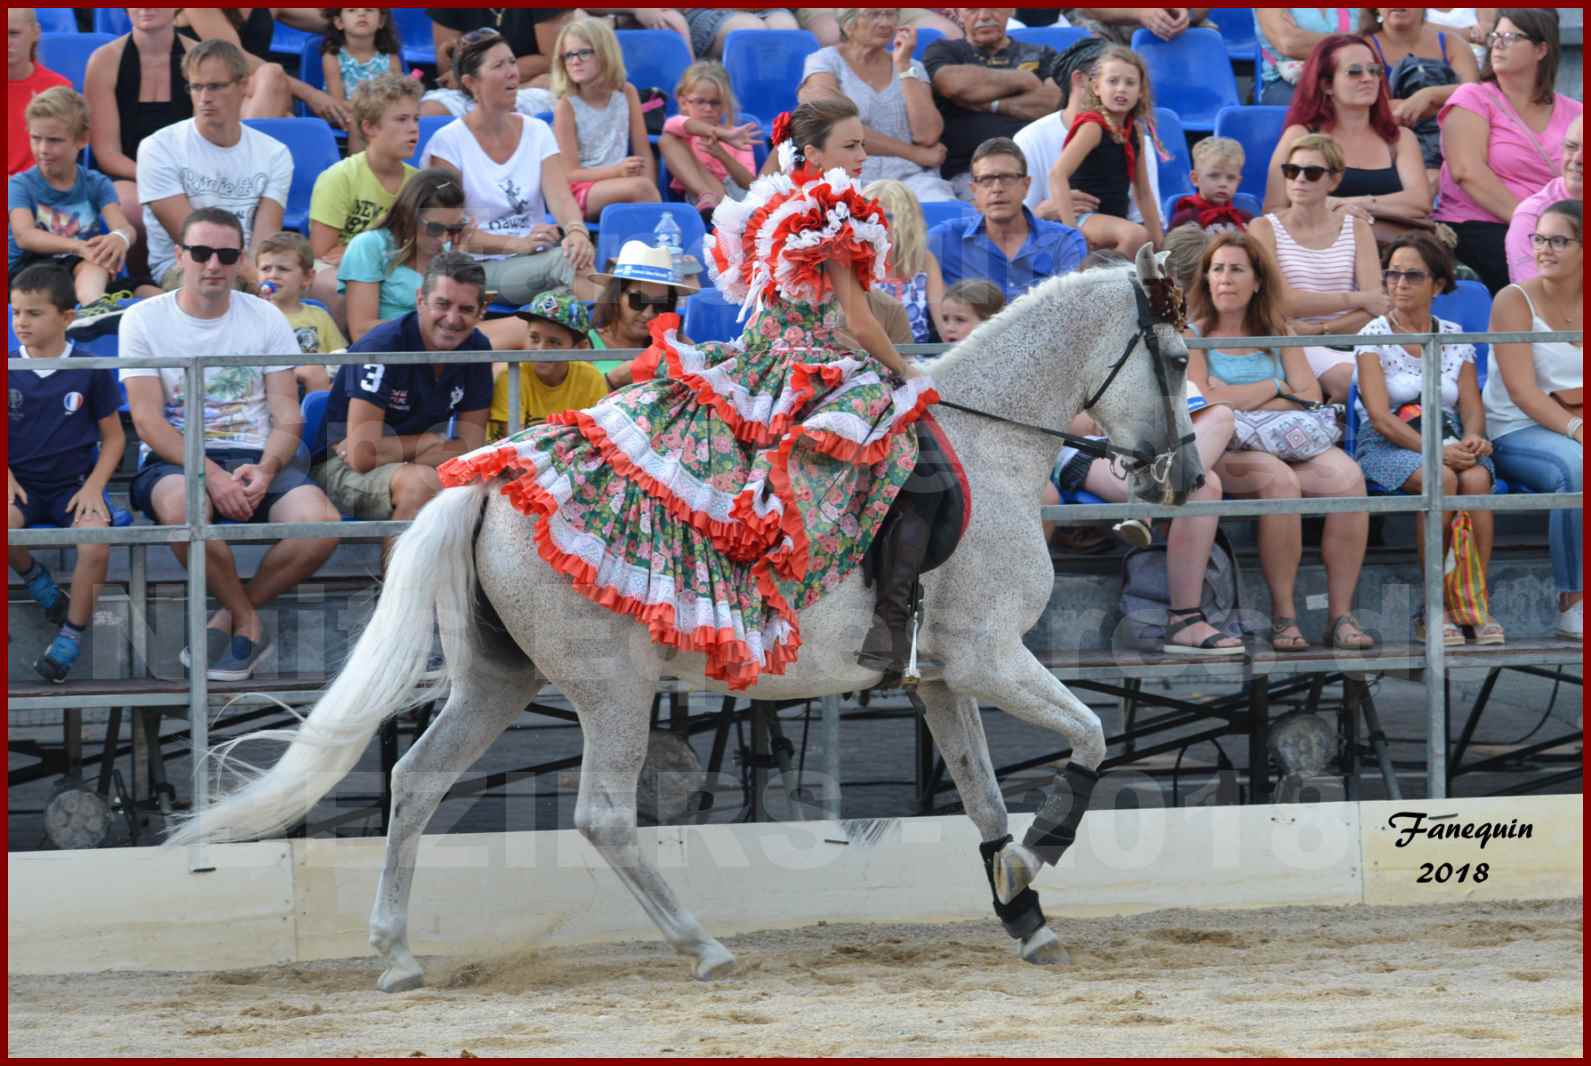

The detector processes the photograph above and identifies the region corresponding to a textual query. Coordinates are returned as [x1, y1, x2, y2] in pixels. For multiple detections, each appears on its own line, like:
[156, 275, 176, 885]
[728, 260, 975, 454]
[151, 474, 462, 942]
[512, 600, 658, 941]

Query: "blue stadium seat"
[407, 114, 453, 169]
[1161, 191, 1262, 226]
[920, 200, 973, 232]
[1206, 7, 1258, 64]
[241, 117, 340, 235]
[93, 9, 131, 36]
[300, 389, 330, 457]
[682, 289, 742, 343]
[1213, 105, 1288, 203]
[34, 8, 78, 34]
[268, 20, 320, 63]
[37, 32, 114, 92]
[7, 313, 17, 353]
[1152, 106, 1194, 204]
[1009, 26, 1089, 53]
[595, 203, 707, 275]
[391, 7, 436, 67]
[1432, 279, 1495, 375]
[617, 29, 692, 112]
[1061, 489, 1106, 505]
[722, 29, 820, 136]
[911, 27, 943, 61]
[296, 38, 351, 140]
[1131, 27, 1239, 134]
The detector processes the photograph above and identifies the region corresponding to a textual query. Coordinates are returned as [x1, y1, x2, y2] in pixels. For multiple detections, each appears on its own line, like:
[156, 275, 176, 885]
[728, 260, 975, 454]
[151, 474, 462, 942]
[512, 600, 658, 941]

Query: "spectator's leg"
[295, 365, 333, 393]
[388, 464, 442, 522]
[582, 176, 662, 220]
[1039, 480, 1060, 542]
[762, 10, 800, 30]
[1166, 405, 1236, 647]
[909, 10, 964, 38]
[243, 61, 293, 119]
[1492, 426, 1582, 608]
[1083, 215, 1151, 255]
[238, 486, 341, 638]
[149, 473, 254, 636]
[8, 504, 32, 576]
[1216, 450, 1303, 632]
[113, 179, 151, 282]
[65, 512, 112, 629]
[72, 260, 112, 306]
[660, 133, 722, 206]
[713, 12, 770, 55]
[1316, 362, 1354, 406]
[1258, 79, 1296, 106]
[479, 318, 529, 352]
[798, 9, 841, 46]
[1295, 447, 1369, 622]
[1402, 463, 1460, 624]
[1450, 221, 1512, 295]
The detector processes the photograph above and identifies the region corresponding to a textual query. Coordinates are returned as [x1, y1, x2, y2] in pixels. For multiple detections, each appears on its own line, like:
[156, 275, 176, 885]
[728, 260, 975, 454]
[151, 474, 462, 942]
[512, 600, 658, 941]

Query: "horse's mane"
[930, 266, 1137, 377]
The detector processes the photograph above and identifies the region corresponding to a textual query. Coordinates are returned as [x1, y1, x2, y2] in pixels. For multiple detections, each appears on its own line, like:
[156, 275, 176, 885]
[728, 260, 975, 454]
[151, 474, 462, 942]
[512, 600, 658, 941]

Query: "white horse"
[168, 245, 1201, 990]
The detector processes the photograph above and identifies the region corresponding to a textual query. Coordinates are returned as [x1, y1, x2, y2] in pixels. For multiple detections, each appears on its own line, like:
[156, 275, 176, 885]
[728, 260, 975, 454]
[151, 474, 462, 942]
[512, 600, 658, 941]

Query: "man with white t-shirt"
[121, 207, 340, 682]
[1013, 35, 1160, 228]
[136, 38, 292, 293]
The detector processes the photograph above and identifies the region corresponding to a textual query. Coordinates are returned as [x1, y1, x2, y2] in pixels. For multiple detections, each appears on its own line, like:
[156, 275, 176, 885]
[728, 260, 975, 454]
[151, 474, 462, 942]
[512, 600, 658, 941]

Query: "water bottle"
[652, 212, 684, 277]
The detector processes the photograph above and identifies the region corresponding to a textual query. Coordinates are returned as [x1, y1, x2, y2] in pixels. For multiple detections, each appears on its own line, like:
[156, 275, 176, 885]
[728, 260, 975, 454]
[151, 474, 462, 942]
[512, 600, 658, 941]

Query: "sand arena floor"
[8, 898, 1580, 1057]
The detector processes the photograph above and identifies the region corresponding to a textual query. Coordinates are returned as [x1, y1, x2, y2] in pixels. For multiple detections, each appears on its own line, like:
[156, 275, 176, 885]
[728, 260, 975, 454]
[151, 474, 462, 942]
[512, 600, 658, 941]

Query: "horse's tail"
[165, 482, 491, 846]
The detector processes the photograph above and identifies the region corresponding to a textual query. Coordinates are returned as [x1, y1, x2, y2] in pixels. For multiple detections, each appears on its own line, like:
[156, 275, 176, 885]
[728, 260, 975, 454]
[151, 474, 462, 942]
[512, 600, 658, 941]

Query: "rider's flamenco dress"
[437, 163, 939, 689]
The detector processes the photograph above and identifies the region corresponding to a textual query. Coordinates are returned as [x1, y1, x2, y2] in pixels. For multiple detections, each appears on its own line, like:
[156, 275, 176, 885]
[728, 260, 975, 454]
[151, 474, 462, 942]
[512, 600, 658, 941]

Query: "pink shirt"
[662, 115, 754, 190]
[1506, 176, 1573, 282]
[1434, 82, 1582, 225]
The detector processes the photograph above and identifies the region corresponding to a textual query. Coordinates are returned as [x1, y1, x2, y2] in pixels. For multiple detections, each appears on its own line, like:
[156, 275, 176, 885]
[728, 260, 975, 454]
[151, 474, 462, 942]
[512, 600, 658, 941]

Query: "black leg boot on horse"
[993, 763, 1101, 904]
[855, 499, 944, 683]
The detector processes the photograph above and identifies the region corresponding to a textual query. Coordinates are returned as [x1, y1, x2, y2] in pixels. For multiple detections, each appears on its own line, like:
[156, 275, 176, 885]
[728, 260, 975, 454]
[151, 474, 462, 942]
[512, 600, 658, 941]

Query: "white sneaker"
[1556, 600, 1583, 640]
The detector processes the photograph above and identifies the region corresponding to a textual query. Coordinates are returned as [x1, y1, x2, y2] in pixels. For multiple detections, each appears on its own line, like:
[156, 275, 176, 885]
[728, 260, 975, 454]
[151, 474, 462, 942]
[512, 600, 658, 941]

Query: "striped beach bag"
[1443, 512, 1490, 626]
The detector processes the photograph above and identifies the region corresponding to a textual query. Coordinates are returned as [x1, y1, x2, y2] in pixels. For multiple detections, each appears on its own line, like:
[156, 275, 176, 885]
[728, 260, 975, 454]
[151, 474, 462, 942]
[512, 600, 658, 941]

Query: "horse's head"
[1079, 245, 1204, 506]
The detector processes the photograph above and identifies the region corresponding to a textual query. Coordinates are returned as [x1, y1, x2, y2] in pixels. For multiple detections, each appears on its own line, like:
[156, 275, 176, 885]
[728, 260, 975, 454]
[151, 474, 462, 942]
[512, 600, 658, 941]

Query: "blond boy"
[256, 231, 346, 393]
[1169, 137, 1252, 233]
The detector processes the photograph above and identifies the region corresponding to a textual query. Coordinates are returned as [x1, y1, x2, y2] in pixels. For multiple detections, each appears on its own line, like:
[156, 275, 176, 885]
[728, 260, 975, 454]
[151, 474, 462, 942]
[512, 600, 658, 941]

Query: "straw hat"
[591, 239, 700, 292]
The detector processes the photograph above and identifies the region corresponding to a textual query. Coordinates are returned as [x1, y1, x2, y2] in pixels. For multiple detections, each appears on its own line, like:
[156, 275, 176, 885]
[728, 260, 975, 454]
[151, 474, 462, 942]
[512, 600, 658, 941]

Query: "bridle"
[936, 276, 1198, 485]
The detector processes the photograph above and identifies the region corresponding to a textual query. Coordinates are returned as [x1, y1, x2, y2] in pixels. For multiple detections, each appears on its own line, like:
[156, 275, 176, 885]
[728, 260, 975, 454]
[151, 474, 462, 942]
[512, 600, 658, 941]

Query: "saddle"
[863, 411, 969, 584]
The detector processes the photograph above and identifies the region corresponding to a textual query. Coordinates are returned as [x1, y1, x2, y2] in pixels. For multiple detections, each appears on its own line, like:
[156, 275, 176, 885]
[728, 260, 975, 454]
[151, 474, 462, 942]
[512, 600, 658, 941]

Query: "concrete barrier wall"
[7, 796, 1580, 975]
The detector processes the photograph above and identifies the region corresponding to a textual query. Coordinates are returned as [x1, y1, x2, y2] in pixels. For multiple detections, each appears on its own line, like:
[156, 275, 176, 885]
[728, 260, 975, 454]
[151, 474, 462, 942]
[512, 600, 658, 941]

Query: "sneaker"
[73, 290, 133, 322]
[1556, 600, 1583, 640]
[21, 564, 69, 626]
[33, 632, 81, 684]
[179, 626, 233, 673]
[208, 633, 271, 682]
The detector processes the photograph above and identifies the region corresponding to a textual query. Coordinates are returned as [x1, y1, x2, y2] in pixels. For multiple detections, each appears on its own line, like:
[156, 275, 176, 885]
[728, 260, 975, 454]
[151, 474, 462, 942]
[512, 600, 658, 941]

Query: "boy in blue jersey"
[7, 264, 127, 681]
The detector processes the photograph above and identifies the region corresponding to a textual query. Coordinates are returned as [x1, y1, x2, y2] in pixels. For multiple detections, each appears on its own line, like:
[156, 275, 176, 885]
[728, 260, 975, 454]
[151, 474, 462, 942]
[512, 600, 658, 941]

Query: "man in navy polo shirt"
[927, 137, 1087, 302]
[312, 250, 492, 563]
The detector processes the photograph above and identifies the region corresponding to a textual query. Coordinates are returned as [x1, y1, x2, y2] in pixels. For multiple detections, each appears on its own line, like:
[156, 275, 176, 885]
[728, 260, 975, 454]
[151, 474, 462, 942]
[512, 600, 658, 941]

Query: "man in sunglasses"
[121, 207, 341, 682]
[313, 251, 492, 560]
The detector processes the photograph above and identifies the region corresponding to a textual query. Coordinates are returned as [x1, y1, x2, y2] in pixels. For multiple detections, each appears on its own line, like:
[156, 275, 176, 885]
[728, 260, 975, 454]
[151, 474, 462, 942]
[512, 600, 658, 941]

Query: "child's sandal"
[1269, 617, 1311, 652]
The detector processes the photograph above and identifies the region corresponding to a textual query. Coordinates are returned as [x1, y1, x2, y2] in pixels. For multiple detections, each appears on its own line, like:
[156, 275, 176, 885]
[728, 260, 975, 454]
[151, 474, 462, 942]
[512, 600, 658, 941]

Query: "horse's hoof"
[994, 842, 1040, 905]
[693, 942, 736, 981]
[1018, 926, 1069, 966]
[377, 967, 425, 993]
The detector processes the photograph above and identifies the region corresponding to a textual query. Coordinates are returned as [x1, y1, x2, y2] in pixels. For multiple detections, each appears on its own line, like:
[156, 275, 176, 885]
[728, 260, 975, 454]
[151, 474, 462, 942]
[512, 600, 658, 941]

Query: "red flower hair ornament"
[770, 111, 793, 146]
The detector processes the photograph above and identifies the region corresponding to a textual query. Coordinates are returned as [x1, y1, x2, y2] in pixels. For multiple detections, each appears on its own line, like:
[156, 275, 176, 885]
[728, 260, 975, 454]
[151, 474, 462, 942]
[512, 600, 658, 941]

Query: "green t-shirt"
[586, 329, 624, 375]
[308, 152, 417, 253]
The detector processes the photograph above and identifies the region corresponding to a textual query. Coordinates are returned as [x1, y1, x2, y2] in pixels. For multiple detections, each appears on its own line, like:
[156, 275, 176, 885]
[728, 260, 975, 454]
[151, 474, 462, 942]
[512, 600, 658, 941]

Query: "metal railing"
[7, 325, 1582, 825]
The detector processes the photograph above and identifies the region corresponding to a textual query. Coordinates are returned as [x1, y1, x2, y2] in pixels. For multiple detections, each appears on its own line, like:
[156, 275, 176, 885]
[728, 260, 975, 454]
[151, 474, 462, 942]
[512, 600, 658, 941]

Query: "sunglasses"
[1340, 62, 1385, 79]
[181, 243, 243, 265]
[1280, 163, 1335, 182]
[422, 220, 467, 238]
[1382, 268, 1430, 285]
[459, 27, 502, 47]
[625, 291, 676, 313]
[1530, 233, 1580, 251]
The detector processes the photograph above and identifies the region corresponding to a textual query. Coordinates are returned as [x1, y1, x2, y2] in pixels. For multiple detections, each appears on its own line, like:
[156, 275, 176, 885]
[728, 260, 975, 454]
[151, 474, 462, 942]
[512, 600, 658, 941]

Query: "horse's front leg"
[370, 658, 542, 992]
[912, 681, 1066, 965]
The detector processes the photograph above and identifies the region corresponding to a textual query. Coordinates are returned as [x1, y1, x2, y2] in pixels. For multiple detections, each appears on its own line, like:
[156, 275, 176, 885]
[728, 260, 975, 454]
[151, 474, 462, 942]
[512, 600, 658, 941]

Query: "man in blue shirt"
[314, 251, 493, 561]
[927, 137, 1087, 302]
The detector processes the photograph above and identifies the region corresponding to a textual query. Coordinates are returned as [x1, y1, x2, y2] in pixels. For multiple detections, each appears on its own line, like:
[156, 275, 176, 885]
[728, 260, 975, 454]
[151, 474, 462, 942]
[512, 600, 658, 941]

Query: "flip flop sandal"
[1163, 608, 1246, 657]
[1269, 617, 1311, 652]
[1415, 617, 1465, 646]
[1326, 612, 1377, 650]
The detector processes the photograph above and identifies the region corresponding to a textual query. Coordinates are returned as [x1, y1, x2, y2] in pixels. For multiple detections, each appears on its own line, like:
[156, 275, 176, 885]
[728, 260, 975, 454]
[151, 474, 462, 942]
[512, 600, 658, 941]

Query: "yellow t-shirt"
[307, 152, 417, 251]
[282, 303, 348, 355]
[488, 360, 610, 440]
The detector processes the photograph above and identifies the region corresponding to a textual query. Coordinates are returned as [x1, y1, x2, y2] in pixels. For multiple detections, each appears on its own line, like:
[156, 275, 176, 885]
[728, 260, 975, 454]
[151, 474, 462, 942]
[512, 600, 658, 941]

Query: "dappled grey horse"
[169, 245, 1201, 990]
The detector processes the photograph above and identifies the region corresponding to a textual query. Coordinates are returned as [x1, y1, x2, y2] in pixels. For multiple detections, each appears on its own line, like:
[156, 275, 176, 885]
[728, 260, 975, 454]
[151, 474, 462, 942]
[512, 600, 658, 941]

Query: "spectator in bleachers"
[1187, 231, 1374, 652]
[1255, 8, 1360, 107]
[314, 251, 491, 548]
[84, 8, 194, 289]
[487, 290, 607, 441]
[584, 8, 695, 58]
[1250, 134, 1388, 404]
[927, 136, 1086, 300]
[421, 39, 557, 120]
[1353, 233, 1499, 646]
[590, 239, 702, 386]
[925, 7, 1063, 198]
[176, 8, 342, 126]
[1159, 220, 1211, 294]
[550, 17, 660, 221]
[1043, 45, 1167, 255]
[1507, 115, 1582, 283]
[1426, 7, 1498, 69]
[797, 9, 955, 203]
[799, 8, 965, 48]
[1263, 34, 1433, 242]
[1487, 199, 1583, 640]
[864, 179, 948, 343]
[1169, 137, 1253, 234]
[660, 60, 761, 214]
[683, 8, 800, 61]
[1065, 7, 1209, 45]
[8, 87, 136, 316]
[935, 276, 1003, 344]
[1434, 9, 1582, 294]
[423, 29, 600, 305]
[256, 231, 345, 395]
[431, 7, 574, 92]
[7, 9, 71, 176]
[1019, 36, 1161, 231]
[1359, 8, 1480, 190]
[307, 73, 422, 325]
[7, 263, 126, 682]
[121, 206, 341, 682]
[319, 8, 403, 154]
[136, 39, 292, 293]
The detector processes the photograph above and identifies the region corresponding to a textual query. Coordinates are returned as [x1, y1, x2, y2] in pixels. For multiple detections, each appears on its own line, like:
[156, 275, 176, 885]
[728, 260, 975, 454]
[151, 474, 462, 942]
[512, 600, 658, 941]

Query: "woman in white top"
[1250, 134, 1389, 403]
[423, 29, 598, 305]
[1485, 199, 1584, 638]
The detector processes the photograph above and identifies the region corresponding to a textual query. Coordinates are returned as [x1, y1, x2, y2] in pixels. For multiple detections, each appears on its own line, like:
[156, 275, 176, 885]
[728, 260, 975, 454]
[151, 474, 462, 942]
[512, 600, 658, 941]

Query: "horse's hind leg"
[914, 681, 1065, 966]
[565, 673, 735, 980]
[370, 653, 543, 993]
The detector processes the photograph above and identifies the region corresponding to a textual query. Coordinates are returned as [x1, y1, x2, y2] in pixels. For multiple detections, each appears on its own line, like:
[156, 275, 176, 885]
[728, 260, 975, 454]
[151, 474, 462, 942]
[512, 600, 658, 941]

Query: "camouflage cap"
[515, 289, 590, 336]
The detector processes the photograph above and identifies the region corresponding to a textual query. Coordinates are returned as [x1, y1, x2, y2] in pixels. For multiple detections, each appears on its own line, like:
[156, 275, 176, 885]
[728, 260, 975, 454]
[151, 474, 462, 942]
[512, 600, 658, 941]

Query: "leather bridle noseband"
[937, 277, 1198, 485]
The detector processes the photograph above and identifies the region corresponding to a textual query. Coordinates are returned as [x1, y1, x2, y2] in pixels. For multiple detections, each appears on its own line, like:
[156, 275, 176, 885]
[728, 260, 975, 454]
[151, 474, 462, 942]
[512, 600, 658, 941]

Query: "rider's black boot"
[856, 507, 943, 675]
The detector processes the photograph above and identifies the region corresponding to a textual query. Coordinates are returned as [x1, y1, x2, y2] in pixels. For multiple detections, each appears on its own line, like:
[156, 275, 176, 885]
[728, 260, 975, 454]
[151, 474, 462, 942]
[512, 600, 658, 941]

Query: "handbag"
[1230, 394, 1343, 462]
[636, 87, 667, 137]
[1443, 512, 1491, 626]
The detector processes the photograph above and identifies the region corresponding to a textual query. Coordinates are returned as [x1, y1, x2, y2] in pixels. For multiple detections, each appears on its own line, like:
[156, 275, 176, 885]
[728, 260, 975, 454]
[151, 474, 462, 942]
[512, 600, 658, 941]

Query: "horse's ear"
[1134, 242, 1160, 282]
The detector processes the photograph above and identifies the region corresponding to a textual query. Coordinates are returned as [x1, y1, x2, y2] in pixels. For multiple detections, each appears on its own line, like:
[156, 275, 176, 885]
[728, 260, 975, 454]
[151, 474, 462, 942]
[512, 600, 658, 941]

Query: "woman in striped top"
[1249, 134, 1388, 404]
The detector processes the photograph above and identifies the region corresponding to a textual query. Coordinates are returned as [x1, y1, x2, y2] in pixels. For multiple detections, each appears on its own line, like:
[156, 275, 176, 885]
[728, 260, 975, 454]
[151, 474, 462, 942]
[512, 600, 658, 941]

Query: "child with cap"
[487, 290, 609, 441]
